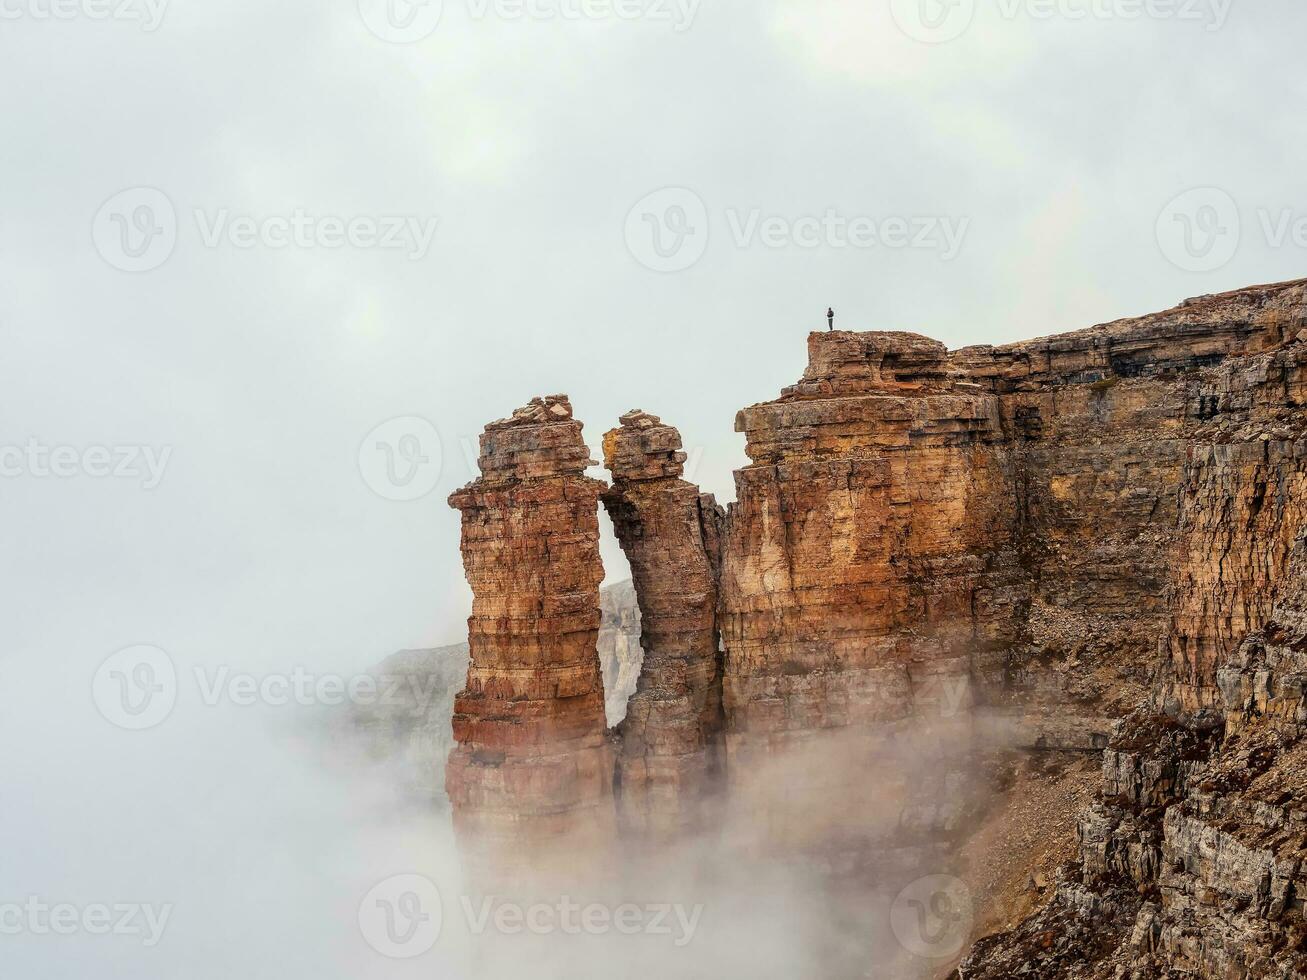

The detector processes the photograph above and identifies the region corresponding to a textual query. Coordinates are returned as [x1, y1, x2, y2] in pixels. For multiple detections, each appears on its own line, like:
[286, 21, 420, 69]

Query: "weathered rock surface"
[442, 280, 1307, 976]
[957, 284, 1307, 979]
[445, 395, 617, 871]
[601, 410, 726, 841]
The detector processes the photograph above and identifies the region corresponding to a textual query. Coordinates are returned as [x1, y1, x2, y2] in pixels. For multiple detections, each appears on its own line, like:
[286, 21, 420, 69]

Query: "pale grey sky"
[3, 2, 1305, 975]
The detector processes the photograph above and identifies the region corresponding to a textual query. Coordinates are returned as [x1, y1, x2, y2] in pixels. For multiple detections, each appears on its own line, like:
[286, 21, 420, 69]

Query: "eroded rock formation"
[444, 279, 1307, 977]
[445, 395, 616, 874]
[601, 410, 726, 842]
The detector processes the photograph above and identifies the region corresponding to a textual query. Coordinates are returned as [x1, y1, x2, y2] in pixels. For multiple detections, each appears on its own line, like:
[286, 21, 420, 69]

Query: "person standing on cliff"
[827, 307, 835, 331]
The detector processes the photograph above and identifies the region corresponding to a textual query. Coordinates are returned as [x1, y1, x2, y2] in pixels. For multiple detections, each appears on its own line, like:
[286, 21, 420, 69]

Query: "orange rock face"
[444, 282, 1307, 973]
[445, 395, 616, 874]
[718, 281, 1307, 860]
[600, 411, 726, 842]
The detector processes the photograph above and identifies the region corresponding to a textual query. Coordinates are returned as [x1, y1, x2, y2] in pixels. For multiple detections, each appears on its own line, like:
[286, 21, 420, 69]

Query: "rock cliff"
[444, 279, 1307, 976]
[958, 287, 1307, 979]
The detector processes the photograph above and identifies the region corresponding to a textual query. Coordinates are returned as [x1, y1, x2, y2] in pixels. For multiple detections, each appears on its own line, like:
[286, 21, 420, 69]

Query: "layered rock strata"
[445, 395, 616, 873]
[443, 280, 1307, 976]
[957, 296, 1307, 978]
[601, 410, 726, 841]
[721, 330, 1019, 857]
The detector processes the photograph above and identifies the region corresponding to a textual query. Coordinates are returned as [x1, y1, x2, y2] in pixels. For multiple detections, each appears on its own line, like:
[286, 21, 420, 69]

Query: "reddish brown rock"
[601, 410, 725, 842]
[720, 331, 1020, 854]
[445, 395, 616, 876]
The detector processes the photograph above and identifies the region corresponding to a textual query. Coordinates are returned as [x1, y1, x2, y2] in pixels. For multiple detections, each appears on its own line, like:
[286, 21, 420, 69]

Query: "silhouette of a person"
[827, 307, 835, 331]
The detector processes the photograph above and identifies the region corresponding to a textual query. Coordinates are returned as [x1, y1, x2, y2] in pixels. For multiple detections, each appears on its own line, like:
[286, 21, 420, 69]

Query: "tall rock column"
[602, 411, 726, 842]
[446, 395, 616, 876]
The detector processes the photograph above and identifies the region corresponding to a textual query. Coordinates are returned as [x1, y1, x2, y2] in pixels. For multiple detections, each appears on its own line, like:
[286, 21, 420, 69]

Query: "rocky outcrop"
[441, 280, 1307, 976]
[601, 411, 726, 842]
[445, 395, 616, 872]
[957, 290, 1307, 979]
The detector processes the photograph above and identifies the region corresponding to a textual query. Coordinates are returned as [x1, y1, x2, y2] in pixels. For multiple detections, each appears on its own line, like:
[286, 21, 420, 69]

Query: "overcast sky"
[4, 2, 1306, 976]
[5, 0, 1307, 666]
